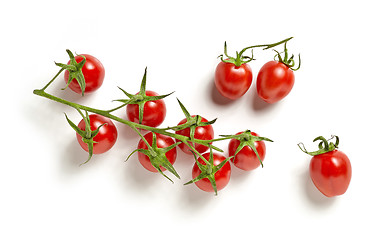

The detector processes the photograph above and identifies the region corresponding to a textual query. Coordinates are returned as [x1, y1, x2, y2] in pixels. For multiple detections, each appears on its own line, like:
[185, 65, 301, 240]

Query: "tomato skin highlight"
[214, 61, 253, 100]
[175, 116, 214, 155]
[309, 150, 352, 197]
[76, 114, 118, 154]
[64, 54, 105, 94]
[256, 61, 295, 103]
[137, 132, 177, 173]
[126, 90, 166, 127]
[192, 152, 231, 192]
[228, 132, 266, 171]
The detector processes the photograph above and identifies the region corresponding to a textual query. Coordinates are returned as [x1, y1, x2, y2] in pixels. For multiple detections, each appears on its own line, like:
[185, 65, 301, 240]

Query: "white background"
[1, 0, 382, 239]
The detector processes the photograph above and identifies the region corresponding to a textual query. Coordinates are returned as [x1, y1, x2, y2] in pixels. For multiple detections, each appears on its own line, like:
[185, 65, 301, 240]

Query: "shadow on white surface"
[209, 78, 236, 106]
[252, 89, 274, 111]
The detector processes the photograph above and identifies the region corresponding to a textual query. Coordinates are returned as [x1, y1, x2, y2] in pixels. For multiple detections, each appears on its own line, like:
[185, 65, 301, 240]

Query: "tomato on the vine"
[76, 114, 118, 154]
[137, 132, 177, 173]
[126, 90, 166, 127]
[256, 61, 295, 103]
[228, 131, 266, 171]
[299, 136, 352, 197]
[256, 42, 300, 103]
[175, 116, 214, 155]
[191, 152, 231, 193]
[64, 53, 105, 94]
[215, 61, 253, 100]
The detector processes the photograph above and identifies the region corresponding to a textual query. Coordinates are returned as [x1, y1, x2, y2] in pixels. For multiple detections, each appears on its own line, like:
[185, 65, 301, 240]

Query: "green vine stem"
[33, 88, 225, 152]
[219, 37, 293, 67]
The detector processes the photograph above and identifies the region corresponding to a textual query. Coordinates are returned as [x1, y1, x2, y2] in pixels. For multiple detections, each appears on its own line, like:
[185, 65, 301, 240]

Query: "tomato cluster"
[34, 40, 352, 197]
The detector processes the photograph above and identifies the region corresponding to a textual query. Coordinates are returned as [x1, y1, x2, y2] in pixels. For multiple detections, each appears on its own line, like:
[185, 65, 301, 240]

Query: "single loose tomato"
[299, 135, 351, 197]
[126, 90, 166, 127]
[76, 114, 118, 154]
[64, 53, 105, 94]
[215, 61, 253, 100]
[256, 61, 295, 103]
[310, 150, 352, 197]
[175, 116, 214, 155]
[228, 131, 266, 171]
[137, 132, 177, 172]
[192, 152, 231, 193]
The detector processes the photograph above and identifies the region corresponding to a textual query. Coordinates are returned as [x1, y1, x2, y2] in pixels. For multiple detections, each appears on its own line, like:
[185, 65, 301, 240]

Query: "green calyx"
[64, 109, 106, 165]
[221, 130, 273, 168]
[170, 99, 218, 151]
[184, 146, 233, 195]
[112, 67, 173, 124]
[273, 42, 301, 71]
[298, 135, 339, 156]
[55, 49, 87, 96]
[126, 130, 181, 183]
[219, 37, 294, 67]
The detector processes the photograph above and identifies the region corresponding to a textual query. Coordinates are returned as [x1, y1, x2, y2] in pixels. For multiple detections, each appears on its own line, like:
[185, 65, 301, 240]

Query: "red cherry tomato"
[192, 152, 231, 192]
[310, 150, 352, 197]
[76, 114, 118, 154]
[214, 61, 253, 100]
[175, 116, 214, 155]
[256, 61, 295, 103]
[64, 54, 105, 94]
[228, 132, 266, 171]
[137, 132, 177, 173]
[126, 90, 166, 127]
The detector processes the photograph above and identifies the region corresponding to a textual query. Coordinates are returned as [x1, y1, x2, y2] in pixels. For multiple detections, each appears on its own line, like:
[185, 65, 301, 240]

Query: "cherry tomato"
[256, 61, 295, 103]
[310, 150, 352, 197]
[126, 90, 166, 127]
[76, 114, 118, 154]
[175, 116, 214, 155]
[228, 132, 266, 171]
[192, 152, 231, 193]
[137, 132, 177, 172]
[214, 61, 253, 100]
[64, 54, 105, 94]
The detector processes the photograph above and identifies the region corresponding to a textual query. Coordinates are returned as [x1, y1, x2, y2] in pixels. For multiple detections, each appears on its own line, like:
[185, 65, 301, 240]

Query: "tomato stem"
[33, 88, 222, 151]
[220, 37, 294, 67]
[298, 135, 339, 156]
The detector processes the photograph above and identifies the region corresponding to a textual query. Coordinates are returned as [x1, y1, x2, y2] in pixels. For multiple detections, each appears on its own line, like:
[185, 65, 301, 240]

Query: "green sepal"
[184, 146, 233, 195]
[55, 49, 87, 96]
[128, 131, 181, 183]
[220, 130, 273, 168]
[273, 41, 301, 71]
[172, 99, 217, 150]
[298, 135, 339, 156]
[112, 67, 173, 123]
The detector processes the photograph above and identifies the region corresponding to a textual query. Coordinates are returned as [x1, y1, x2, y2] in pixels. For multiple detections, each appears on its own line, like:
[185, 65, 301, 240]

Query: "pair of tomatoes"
[215, 60, 295, 103]
[215, 40, 299, 103]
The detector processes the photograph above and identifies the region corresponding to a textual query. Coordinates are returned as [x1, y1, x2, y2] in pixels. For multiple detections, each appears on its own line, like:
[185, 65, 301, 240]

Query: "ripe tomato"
[175, 116, 214, 155]
[137, 132, 177, 173]
[64, 54, 105, 94]
[256, 61, 295, 103]
[126, 90, 166, 127]
[228, 131, 266, 171]
[192, 152, 231, 193]
[214, 61, 253, 100]
[76, 114, 118, 154]
[310, 150, 352, 197]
